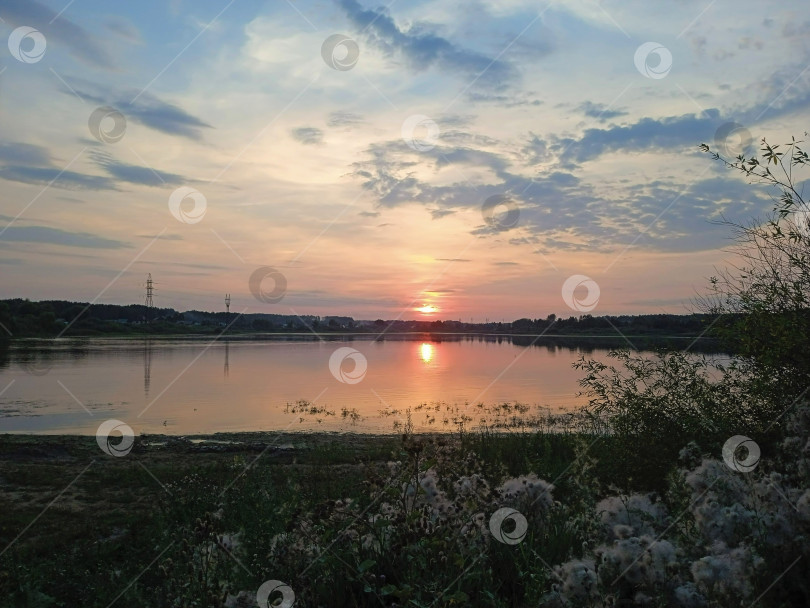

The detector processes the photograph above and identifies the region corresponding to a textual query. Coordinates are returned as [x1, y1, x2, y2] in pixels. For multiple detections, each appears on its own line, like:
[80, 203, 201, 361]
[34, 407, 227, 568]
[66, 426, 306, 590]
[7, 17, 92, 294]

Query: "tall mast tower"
[145, 273, 154, 323]
[225, 293, 231, 315]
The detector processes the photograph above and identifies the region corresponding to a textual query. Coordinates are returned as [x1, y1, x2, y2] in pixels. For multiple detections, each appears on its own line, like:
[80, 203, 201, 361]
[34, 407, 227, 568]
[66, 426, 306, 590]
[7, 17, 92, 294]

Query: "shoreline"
[3, 330, 722, 340]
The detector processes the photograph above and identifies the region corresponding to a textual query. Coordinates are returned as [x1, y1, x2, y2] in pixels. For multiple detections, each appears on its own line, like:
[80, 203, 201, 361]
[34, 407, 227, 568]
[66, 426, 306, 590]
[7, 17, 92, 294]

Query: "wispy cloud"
[1, 0, 114, 69]
[291, 127, 324, 145]
[1, 226, 129, 249]
[92, 152, 187, 187]
[0, 165, 116, 190]
[67, 86, 213, 141]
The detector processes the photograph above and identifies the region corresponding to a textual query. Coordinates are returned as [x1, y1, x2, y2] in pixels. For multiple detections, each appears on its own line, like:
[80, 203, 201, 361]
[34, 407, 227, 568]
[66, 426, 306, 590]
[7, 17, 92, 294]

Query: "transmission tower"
[145, 273, 154, 323]
[225, 293, 231, 315]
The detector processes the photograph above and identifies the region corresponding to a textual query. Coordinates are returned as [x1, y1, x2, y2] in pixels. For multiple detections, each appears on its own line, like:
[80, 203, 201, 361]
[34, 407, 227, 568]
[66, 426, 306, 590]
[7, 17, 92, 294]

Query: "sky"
[0, 0, 808, 321]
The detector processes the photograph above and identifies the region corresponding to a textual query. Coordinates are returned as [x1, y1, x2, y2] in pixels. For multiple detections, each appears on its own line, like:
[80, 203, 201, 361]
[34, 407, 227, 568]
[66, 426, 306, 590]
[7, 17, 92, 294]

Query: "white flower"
[596, 494, 667, 539]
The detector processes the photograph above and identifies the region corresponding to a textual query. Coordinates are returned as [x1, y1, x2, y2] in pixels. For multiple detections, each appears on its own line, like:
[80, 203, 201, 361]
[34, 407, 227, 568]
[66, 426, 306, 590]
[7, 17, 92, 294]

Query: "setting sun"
[416, 304, 439, 314]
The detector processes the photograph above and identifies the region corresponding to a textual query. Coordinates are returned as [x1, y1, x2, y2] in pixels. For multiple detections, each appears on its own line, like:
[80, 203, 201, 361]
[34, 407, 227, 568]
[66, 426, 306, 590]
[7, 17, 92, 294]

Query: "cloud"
[466, 91, 543, 106]
[291, 127, 324, 145]
[68, 85, 212, 140]
[139, 233, 183, 240]
[0, 143, 51, 166]
[577, 101, 628, 122]
[0, 144, 187, 191]
[0, 226, 129, 248]
[121, 93, 213, 140]
[0, 165, 116, 190]
[349, 125, 775, 254]
[556, 110, 722, 164]
[336, 0, 518, 89]
[1, 0, 113, 69]
[430, 209, 455, 219]
[92, 152, 187, 187]
[328, 111, 364, 128]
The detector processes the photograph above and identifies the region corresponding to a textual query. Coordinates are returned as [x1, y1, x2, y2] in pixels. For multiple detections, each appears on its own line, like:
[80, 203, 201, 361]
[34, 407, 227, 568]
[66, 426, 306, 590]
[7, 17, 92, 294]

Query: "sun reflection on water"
[419, 342, 434, 363]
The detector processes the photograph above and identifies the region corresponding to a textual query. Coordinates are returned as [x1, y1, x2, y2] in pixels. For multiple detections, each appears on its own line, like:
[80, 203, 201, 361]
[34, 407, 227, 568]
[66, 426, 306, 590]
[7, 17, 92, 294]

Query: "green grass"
[2, 424, 806, 607]
[0, 431, 598, 607]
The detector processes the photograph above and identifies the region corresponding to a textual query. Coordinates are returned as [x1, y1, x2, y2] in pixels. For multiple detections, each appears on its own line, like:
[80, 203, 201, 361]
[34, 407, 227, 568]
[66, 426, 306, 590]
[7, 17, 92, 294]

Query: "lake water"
[0, 335, 716, 435]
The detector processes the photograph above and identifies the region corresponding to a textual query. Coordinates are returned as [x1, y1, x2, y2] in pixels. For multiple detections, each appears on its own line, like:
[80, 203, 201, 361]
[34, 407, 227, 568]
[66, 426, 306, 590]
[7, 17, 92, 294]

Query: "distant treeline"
[0, 298, 721, 340]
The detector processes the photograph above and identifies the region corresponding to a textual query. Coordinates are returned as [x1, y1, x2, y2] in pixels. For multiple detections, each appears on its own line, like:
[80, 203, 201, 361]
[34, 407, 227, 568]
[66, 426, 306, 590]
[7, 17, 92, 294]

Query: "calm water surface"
[0, 335, 709, 434]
